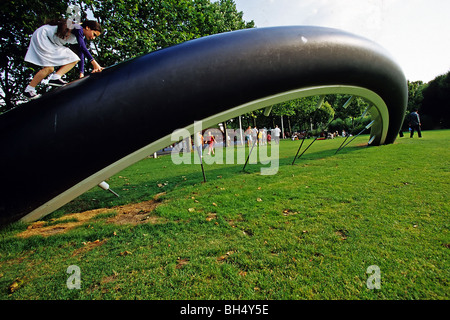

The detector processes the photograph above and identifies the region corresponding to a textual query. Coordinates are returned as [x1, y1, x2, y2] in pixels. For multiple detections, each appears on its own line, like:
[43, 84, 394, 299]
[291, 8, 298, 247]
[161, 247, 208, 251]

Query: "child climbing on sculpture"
[23, 18, 104, 99]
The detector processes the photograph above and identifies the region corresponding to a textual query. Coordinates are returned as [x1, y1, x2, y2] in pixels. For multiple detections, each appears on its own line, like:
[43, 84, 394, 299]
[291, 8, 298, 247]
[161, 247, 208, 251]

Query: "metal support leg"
[98, 181, 120, 197]
[243, 129, 259, 171]
[336, 120, 375, 153]
[293, 137, 318, 163]
[197, 147, 206, 182]
[335, 102, 371, 154]
[342, 96, 355, 109]
[292, 136, 306, 165]
[316, 95, 325, 109]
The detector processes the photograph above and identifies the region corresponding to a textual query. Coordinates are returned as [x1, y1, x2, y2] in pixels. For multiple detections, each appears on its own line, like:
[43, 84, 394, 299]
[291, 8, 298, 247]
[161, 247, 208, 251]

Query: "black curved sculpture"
[0, 26, 407, 226]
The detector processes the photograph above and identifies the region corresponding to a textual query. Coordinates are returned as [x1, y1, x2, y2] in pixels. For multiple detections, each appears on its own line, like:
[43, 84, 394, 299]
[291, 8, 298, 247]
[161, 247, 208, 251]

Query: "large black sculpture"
[0, 26, 407, 226]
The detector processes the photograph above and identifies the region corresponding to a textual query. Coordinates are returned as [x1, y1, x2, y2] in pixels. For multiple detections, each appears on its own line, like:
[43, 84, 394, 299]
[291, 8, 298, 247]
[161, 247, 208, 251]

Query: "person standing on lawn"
[206, 131, 216, 155]
[408, 108, 422, 138]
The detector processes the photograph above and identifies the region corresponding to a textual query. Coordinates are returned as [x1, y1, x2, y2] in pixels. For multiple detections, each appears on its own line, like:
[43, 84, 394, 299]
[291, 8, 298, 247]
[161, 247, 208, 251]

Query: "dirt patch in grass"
[17, 193, 166, 238]
[107, 200, 164, 225]
[71, 239, 108, 256]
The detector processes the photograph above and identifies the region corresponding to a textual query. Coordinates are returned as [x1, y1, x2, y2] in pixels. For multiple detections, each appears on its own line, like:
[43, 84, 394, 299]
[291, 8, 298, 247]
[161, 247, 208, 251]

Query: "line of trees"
[235, 72, 450, 135]
[407, 72, 450, 130]
[230, 94, 373, 137]
[2, 1, 448, 132]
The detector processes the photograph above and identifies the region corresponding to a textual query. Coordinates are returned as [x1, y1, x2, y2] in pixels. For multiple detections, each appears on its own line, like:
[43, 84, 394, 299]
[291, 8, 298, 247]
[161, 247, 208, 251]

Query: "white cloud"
[235, 0, 450, 82]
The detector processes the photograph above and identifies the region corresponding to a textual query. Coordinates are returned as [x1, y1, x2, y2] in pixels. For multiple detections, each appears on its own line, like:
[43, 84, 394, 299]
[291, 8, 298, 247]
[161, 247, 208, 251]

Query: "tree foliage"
[79, 0, 255, 66]
[421, 71, 450, 129]
[403, 73, 450, 129]
[0, 0, 254, 112]
[408, 80, 424, 112]
[265, 94, 368, 133]
[2, 1, 448, 131]
[0, 0, 67, 111]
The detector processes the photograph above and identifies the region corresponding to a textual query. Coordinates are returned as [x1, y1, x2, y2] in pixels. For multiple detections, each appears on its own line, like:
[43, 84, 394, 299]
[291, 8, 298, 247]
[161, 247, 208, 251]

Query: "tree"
[77, 0, 254, 68]
[407, 80, 424, 112]
[270, 99, 298, 134]
[272, 96, 334, 133]
[0, 0, 67, 112]
[325, 94, 373, 133]
[330, 95, 368, 122]
[312, 101, 334, 130]
[292, 97, 320, 131]
[0, 0, 254, 112]
[421, 71, 450, 129]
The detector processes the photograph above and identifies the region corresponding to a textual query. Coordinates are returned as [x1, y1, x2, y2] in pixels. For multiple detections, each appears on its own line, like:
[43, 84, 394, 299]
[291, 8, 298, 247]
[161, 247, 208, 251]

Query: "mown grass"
[0, 130, 448, 300]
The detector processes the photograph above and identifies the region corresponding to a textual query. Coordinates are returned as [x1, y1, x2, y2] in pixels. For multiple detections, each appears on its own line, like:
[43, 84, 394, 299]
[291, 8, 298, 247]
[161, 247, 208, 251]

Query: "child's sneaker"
[24, 91, 41, 100]
[48, 78, 68, 87]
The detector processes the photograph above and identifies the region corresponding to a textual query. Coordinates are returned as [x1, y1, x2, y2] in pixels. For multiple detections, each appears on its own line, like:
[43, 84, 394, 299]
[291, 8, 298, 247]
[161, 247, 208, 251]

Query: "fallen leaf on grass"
[8, 278, 25, 293]
[335, 230, 348, 240]
[176, 258, 189, 269]
[283, 209, 299, 216]
[217, 251, 235, 262]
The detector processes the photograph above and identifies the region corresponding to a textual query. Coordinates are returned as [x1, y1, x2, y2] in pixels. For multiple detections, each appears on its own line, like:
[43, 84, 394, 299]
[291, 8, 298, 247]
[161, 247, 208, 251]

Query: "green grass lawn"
[0, 130, 448, 300]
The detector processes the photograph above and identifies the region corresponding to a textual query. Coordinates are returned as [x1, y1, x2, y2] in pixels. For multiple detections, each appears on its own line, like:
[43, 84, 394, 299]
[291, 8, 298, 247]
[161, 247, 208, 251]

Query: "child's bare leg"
[55, 61, 78, 77]
[48, 61, 79, 86]
[29, 66, 54, 87]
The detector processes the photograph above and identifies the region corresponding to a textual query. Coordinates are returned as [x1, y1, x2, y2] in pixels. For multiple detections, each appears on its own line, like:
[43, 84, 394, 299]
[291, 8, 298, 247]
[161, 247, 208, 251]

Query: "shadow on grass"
[47, 140, 369, 218]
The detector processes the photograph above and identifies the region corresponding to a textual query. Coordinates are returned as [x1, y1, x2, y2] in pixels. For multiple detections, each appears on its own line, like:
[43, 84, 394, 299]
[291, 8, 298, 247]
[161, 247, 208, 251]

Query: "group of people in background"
[243, 125, 284, 146]
[189, 126, 283, 156]
[288, 130, 349, 141]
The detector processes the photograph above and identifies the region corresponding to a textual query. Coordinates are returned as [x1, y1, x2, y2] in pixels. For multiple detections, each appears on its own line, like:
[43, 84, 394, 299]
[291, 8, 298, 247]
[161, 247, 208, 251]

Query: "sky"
[234, 0, 450, 83]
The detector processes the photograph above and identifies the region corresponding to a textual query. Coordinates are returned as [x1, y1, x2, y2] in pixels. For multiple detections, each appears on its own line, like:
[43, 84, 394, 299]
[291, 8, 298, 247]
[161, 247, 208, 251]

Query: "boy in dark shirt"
[408, 109, 422, 138]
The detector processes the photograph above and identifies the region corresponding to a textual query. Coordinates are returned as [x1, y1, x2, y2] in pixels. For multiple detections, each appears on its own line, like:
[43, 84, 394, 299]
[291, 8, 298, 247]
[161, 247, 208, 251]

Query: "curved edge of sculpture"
[0, 26, 408, 226]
